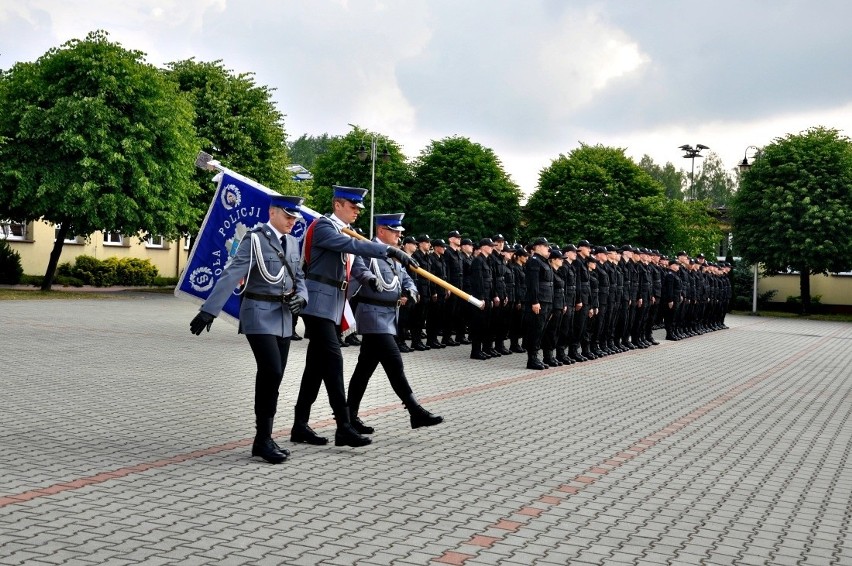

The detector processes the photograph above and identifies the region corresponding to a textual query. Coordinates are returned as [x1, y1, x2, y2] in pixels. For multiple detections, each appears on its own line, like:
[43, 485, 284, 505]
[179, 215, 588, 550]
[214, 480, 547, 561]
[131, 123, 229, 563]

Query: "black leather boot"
[404, 395, 444, 429]
[543, 349, 561, 366]
[334, 408, 372, 447]
[253, 418, 289, 464]
[349, 409, 374, 435]
[527, 353, 546, 370]
[495, 341, 512, 355]
[290, 407, 328, 445]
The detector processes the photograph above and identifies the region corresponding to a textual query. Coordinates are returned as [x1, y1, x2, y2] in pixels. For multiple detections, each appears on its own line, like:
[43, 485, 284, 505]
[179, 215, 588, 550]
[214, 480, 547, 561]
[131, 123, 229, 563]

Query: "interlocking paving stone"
[1, 296, 851, 565]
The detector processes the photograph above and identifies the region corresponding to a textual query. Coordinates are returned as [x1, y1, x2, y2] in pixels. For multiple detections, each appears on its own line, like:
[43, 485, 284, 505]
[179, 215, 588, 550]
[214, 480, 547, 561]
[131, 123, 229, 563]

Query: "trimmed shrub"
[64, 255, 159, 286]
[0, 240, 24, 284]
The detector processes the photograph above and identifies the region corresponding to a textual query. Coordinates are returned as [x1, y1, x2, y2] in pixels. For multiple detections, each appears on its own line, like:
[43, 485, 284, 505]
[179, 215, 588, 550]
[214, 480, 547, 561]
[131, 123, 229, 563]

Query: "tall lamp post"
[678, 143, 709, 200]
[738, 146, 762, 314]
[353, 130, 390, 239]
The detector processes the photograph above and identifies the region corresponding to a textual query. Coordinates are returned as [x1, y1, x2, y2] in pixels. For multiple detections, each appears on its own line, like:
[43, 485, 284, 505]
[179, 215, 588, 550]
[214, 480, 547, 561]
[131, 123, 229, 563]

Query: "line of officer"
[190, 195, 308, 464]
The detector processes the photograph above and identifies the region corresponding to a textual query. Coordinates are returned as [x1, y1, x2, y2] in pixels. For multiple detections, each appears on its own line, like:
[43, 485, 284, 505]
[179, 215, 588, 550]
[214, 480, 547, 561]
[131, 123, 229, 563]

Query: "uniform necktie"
[280, 235, 287, 254]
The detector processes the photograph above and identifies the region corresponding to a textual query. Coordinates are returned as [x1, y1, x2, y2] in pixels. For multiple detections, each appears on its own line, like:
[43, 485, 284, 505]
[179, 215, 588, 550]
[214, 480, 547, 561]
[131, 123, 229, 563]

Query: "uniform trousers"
[427, 298, 445, 342]
[525, 303, 552, 354]
[470, 304, 492, 353]
[294, 314, 348, 422]
[664, 301, 678, 335]
[556, 305, 574, 350]
[571, 304, 590, 349]
[542, 308, 563, 351]
[245, 334, 291, 420]
[347, 333, 413, 414]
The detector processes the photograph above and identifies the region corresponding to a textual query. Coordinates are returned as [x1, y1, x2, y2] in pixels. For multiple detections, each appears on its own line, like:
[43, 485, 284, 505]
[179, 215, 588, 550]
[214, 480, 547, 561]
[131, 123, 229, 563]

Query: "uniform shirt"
[411, 249, 433, 297]
[488, 252, 508, 299]
[200, 223, 307, 337]
[511, 261, 526, 303]
[470, 253, 495, 307]
[558, 262, 576, 307]
[574, 257, 591, 305]
[444, 246, 464, 288]
[661, 269, 683, 303]
[300, 214, 390, 324]
[350, 238, 418, 335]
[525, 253, 554, 305]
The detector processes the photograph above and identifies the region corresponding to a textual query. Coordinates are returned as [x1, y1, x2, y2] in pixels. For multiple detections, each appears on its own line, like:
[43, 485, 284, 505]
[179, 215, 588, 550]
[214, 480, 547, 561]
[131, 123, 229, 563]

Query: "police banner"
[175, 168, 318, 322]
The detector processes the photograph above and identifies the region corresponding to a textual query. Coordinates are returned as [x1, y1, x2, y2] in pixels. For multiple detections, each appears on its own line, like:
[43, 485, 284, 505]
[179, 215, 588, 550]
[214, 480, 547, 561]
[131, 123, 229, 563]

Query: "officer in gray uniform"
[292, 186, 417, 448]
[190, 194, 308, 464]
[346, 213, 443, 435]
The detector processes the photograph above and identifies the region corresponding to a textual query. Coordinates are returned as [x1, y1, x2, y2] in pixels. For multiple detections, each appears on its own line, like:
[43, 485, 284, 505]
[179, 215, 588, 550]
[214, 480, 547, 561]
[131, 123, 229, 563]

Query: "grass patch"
[0, 288, 141, 300]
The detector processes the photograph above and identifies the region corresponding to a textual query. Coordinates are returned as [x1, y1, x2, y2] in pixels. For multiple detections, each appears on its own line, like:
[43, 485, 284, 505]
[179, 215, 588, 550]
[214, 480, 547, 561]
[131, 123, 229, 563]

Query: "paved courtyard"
[1, 293, 850, 565]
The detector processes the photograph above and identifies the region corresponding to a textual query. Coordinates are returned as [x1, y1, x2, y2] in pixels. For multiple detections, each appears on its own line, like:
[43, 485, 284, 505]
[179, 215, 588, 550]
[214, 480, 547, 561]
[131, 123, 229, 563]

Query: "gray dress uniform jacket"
[350, 239, 419, 335]
[300, 215, 390, 324]
[200, 224, 308, 338]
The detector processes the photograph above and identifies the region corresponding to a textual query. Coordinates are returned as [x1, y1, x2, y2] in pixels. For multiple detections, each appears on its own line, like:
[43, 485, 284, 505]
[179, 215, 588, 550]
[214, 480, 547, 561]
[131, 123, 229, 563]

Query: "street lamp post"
[737, 146, 762, 315]
[354, 132, 390, 239]
[678, 143, 709, 200]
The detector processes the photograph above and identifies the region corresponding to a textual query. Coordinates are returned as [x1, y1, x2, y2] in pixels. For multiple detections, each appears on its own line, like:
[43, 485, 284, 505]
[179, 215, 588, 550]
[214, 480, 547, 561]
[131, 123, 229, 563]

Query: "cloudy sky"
[3, 0, 852, 195]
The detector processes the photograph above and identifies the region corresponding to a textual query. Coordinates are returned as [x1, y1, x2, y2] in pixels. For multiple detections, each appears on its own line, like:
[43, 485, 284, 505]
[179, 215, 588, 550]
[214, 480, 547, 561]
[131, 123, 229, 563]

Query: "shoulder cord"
[234, 232, 287, 296]
[369, 258, 400, 292]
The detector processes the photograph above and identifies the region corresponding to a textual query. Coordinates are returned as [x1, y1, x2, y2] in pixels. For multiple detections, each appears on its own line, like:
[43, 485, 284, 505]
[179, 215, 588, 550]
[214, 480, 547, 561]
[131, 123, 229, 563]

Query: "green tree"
[0, 30, 199, 290]
[406, 136, 522, 241]
[166, 58, 293, 219]
[638, 196, 723, 256]
[691, 151, 736, 207]
[638, 155, 685, 200]
[288, 133, 332, 170]
[309, 127, 413, 233]
[731, 126, 852, 313]
[526, 144, 663, 245]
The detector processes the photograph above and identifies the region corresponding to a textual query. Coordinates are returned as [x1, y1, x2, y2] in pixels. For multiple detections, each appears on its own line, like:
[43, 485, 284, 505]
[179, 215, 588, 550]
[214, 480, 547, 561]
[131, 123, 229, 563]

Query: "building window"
[183, 235, 192, 251]
[0, 219, 28, 240]
[54, 223, 81, 244]
[146, 234, 165, 249]
[103, 231, 124, 246]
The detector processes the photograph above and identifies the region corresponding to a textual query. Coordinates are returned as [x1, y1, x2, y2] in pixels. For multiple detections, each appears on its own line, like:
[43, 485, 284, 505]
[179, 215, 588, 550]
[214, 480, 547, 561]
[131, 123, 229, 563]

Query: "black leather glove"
[368, 278, 380, 292]
[387, 246, 419, 269]
[288, 295, 306, 316]
[190, 311, 215, 335]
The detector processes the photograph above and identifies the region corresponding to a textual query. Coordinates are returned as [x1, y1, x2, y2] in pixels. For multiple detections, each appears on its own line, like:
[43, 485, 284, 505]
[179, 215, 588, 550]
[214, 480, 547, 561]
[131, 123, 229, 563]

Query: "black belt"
[244, 292, 290, 303]
[307, 273, 348, 291]
[357, 296, 401, 308]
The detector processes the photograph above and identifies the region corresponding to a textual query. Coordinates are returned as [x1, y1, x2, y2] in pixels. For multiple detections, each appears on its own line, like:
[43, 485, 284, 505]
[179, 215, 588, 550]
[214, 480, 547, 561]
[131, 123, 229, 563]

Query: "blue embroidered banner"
[175, 169, 319, 322]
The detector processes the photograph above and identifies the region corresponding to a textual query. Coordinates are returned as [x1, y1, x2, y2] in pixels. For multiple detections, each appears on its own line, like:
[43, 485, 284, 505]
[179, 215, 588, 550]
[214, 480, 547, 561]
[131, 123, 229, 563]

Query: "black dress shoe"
[442, 338, 460, 347]
[339, 338, 349, 347]
[510, 344, 526, 354]
[334, 423, 372, 447]
[291, 333, 303, 341]
[526, 359, 547, 370]
[470, 352, 489, 360]
[412, 342, 429, 351]
[496, 346, 513, 355]
[351, 415, 374, 435]
[345, 335, 362, 346]
[486, 348, 501, 357]
[459, 337, 472, 345]
[398, 343, 413, 353]
[648, 338, 660, 345]
[409, 405, 444, 429]
[290, 423, 328, 445]
[665, 335, 679, 341]
[252, 438, 288, 464]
